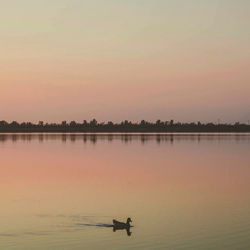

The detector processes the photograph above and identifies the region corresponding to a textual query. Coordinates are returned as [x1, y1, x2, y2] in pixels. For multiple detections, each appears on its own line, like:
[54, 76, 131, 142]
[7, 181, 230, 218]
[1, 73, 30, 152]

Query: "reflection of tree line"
[0, 134, 249, 144]
[0, 119, 250, 132]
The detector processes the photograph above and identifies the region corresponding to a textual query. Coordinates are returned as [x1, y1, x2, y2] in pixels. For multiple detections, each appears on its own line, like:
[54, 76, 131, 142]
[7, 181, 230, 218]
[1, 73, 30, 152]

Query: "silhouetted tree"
[156, 120, 161, 126]
[61, 121, 67, 126]
[10, 121, 19, 127]
[0, 120, 8, 127]
[90, 119, 97, 126]
[70, 121, 77, 127]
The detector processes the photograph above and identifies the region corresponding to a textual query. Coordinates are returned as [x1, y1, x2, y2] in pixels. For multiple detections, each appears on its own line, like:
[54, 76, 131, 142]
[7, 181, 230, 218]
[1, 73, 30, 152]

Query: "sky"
[0, 0, 250, 123]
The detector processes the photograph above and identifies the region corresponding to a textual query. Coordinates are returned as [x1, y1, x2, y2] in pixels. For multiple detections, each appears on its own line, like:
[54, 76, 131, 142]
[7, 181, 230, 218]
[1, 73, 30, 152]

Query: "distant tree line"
[0, 119, 249, 132]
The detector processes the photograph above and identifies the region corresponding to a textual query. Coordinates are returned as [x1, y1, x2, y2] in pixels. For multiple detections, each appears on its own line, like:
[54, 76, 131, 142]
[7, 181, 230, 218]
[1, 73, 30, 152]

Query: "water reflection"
[76, 222, 133, 237]
[0, 134, 250, 249]
[0, 133, 249, 144]
[113, 226, 132, 236]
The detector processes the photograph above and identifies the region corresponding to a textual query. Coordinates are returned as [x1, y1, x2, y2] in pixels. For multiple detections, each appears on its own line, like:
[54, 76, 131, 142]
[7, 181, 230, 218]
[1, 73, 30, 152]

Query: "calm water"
[0, 133, 250, 249]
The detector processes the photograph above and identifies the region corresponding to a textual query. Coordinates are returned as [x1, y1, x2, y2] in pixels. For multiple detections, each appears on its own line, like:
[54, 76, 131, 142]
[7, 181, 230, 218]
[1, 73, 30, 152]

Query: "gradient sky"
[0, 0, 249, 123]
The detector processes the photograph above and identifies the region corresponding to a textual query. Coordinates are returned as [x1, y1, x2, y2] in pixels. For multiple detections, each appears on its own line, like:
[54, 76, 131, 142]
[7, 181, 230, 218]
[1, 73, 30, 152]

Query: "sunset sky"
[1, 0, 249, 123]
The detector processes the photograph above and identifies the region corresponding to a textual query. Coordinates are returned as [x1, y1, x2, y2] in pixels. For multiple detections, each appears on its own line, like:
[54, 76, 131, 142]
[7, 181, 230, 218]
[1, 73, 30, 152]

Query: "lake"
[0, 133, 250, 249]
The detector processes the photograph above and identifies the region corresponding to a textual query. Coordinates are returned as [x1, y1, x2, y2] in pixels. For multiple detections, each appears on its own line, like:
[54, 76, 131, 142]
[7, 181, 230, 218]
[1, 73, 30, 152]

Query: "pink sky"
[0, 0, 250, 123]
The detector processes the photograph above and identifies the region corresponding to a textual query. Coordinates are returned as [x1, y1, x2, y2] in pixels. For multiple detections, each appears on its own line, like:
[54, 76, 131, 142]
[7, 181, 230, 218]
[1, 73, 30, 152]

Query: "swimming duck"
[113, 218, 132, 229]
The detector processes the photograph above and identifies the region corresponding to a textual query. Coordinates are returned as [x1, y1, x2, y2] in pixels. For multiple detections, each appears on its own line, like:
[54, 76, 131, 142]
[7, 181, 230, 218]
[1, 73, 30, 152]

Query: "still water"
[0, 133, 250, 249]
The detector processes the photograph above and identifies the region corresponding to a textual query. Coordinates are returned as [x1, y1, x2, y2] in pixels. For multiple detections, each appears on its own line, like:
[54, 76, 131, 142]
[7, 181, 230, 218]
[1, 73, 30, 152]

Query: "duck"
[113, 218, 132, 229]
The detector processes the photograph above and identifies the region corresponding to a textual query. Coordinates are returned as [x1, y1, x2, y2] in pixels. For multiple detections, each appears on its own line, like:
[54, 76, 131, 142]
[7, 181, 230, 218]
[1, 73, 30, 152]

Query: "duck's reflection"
[113, 225, 132, 236]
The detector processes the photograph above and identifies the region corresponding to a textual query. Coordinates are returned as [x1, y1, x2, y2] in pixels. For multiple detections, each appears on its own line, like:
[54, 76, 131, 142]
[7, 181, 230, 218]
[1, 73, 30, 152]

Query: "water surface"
[0, 133, 250, 249]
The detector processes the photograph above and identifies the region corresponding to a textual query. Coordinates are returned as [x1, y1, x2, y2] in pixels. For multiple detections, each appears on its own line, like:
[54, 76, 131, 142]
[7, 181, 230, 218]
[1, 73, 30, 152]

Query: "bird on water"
[113, 218, 132, 229]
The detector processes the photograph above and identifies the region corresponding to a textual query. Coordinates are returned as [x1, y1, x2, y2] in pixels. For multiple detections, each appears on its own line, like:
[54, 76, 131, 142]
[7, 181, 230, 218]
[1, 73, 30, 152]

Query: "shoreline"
[0, 132, 250, 134]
